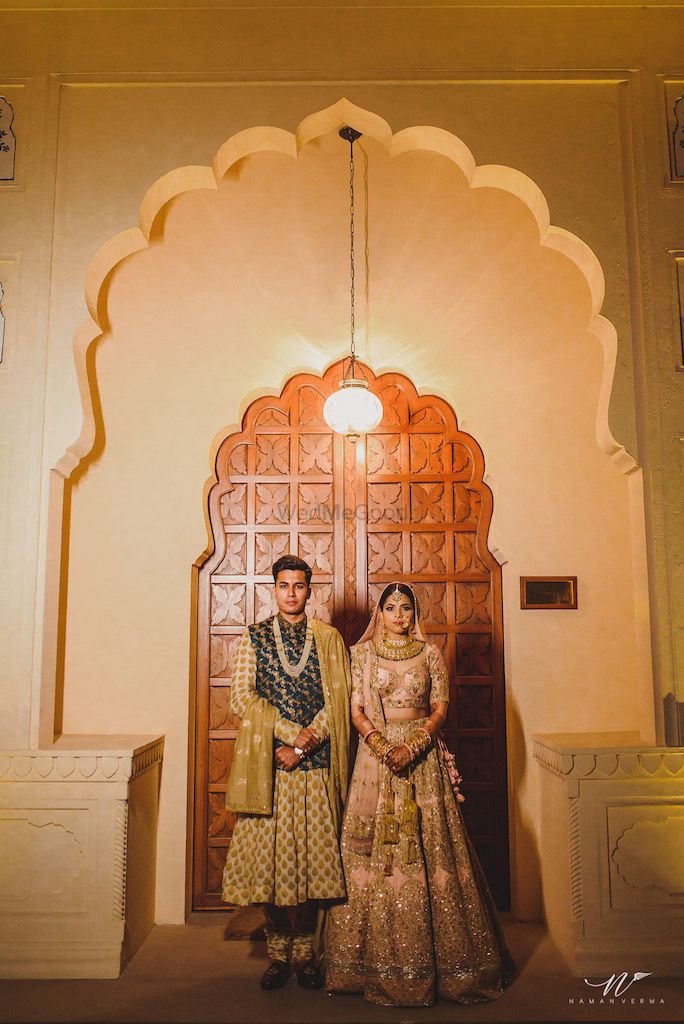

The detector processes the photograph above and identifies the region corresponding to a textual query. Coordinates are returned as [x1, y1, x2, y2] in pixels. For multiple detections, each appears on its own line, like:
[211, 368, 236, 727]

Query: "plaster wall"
[0, 2, 682, 926]
[61, 119, 647, 922]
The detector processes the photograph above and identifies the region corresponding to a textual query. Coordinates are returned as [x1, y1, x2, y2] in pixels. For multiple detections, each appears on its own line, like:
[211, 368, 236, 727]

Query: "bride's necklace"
[273, 615, 314, 677]
[374, 628, 424, 662]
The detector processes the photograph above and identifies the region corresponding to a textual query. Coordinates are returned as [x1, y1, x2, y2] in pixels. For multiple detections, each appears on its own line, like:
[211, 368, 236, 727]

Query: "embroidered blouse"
[350, 641, 450, 710]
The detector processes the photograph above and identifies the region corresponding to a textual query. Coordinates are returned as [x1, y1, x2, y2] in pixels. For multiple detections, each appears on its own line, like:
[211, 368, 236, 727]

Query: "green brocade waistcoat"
[249, 615, 330, 771]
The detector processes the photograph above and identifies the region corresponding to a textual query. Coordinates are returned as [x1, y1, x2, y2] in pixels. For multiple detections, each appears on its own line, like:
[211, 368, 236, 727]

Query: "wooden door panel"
[194, 361, 510, 909]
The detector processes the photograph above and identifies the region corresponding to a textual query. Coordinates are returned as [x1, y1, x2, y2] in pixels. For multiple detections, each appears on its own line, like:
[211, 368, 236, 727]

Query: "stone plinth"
[533, 733, 684, 977]
[0, 734, 164, 978]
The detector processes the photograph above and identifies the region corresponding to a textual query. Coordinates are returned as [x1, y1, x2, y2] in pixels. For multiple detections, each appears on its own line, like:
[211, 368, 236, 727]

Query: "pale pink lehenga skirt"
[325, 719, 515, 1007]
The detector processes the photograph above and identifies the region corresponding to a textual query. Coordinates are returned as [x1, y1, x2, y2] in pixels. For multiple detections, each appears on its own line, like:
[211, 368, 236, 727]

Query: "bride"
[326, 582, 514, 1006]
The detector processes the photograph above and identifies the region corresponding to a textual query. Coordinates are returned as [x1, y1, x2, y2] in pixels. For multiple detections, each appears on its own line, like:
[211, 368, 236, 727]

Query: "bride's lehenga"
[326, 604, 514, 1007]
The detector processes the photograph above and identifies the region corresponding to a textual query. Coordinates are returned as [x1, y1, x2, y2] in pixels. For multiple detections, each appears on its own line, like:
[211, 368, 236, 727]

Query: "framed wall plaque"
[520, 576, 577, 609]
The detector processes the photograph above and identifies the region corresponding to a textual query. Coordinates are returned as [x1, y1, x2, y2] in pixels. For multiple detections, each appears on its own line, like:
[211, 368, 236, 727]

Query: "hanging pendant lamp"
[323, 127, 383, 441]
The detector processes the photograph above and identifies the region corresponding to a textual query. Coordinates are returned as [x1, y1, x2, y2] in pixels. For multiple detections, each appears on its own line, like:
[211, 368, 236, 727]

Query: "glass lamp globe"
[323, 378, 383, 440]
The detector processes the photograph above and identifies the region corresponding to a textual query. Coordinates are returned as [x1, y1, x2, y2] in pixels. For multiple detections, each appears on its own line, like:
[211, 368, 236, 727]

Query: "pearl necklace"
[272, 615, 314, 677]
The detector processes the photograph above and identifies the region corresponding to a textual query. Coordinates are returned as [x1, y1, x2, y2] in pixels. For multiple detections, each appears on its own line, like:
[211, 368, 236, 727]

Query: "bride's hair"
[378, 582, 416, 610]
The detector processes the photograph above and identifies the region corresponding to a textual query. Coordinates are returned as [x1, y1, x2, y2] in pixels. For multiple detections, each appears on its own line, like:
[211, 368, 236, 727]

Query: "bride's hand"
[385, 744, 412, 774]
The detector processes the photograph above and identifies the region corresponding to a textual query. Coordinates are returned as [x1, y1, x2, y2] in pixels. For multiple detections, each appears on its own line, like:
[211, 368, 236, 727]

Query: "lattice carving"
[367, 434, 401, 475]
[208, 793, 236, 839]
[308, 584, 333, 622]
[254, 583, 279, 621]
[255, 533, 289, 574]
[455, 533, 486, 575]
[410, 434, 446, 473]
[411, 482, 446, 523]
[299, 483, 332, 523]
[410, 407, 445, 429]
[207, 847, 228, 892]
[208, 741, 231, 785]
[215, 534, 247, 575]
[211, 584, 245, 626]
[228, 445, 248, 475]
[209, 686, 240, 731]
[299, 533, 334, 574]
[452, 442, 472, 479]
[298, 386, 327, 427]
[368, 533, 402, 574]
[195, 360, 508, 908]
[256, 435, 289, 474]
[454, 484, 480, 524]
[414, 582, 447, 624]
[411, 533, 447, 573]
[210, 635, 236, 678]
[378, 384, 402, 425]
[455, 583, 491, 625]
[368, 483, 402, 524]
[220, 486, 247, 525]
[255, 407, 289, 428]
[299, 435, 333, 475]
[255, 483, 290, 524]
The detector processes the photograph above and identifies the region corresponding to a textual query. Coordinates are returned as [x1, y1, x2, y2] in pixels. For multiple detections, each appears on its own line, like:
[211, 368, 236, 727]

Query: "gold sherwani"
[222, 617, 351, 907]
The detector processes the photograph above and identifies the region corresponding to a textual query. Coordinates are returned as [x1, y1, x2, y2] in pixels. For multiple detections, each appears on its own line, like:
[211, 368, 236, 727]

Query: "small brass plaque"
[520, 576, 577, 610]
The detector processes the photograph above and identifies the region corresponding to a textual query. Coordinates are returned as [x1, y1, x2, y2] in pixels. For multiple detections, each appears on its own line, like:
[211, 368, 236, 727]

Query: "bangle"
[405, 727, 432, 761]
[365, 730, 394, 762]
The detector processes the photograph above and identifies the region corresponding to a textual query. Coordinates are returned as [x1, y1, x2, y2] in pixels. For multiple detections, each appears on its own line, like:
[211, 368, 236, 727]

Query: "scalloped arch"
[58, 96, 635, 481]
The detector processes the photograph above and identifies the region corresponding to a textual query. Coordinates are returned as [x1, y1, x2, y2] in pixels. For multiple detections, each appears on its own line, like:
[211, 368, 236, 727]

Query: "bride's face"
[381, 594, 415, 637]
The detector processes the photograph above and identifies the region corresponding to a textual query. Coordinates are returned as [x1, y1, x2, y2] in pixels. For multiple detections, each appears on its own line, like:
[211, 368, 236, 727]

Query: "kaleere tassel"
[382, 781, 400, 845]
[401, 780, 419, 864]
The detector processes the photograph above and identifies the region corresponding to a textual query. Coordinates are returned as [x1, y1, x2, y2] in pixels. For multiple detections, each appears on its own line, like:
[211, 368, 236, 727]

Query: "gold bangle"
[366, 730, 394, 762]
[405, 727, 432, 760]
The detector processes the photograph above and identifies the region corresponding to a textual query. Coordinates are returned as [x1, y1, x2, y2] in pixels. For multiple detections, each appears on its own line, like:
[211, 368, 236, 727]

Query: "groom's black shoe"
[295, 960, 324, 990]
[260, 960, 291, 990]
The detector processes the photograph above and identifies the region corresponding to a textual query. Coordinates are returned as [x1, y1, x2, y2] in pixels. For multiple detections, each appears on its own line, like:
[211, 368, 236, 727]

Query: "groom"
[222, 555, 351, 990]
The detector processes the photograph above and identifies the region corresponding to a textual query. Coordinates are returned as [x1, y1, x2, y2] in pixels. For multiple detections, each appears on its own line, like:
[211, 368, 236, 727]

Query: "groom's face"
[274, 569, 311, 619]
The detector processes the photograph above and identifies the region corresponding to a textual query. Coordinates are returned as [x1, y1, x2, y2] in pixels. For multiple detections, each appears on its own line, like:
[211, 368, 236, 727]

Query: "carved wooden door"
[193, 362, 509, 909]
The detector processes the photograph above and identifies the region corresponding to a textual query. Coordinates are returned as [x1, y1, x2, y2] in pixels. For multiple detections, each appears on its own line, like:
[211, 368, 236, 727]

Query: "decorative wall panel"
[0, 97, 15, 181]
[662, 78, 684, 184]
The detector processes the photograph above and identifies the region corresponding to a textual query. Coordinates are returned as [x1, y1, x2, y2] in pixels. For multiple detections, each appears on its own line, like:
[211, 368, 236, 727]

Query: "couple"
[222, 554, 514, 1007]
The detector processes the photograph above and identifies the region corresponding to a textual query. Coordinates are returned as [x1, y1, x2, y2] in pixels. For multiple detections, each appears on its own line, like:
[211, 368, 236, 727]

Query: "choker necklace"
[374, 628, 424, 662]
[273, 615, 314, 677]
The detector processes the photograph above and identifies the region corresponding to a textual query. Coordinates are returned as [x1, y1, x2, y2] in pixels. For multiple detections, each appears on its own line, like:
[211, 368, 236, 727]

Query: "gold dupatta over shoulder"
[311, 618, 352, 831]
[225, 618, 351, 818]
[224, 697, 276, 815]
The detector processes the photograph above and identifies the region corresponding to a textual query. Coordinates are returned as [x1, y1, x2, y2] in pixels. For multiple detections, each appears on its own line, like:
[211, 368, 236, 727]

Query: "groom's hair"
[272, 554, 312, 585]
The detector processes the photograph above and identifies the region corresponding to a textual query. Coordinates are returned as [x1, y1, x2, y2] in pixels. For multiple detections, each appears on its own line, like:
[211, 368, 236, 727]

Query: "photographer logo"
[568, 971, 665, 1008]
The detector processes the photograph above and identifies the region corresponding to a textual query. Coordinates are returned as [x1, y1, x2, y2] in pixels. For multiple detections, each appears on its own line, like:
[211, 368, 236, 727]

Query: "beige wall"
[1, 1, 682, 924]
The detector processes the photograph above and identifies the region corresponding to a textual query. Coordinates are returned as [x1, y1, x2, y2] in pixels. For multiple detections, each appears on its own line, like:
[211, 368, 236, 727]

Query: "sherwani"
[222, 614, 351, 963]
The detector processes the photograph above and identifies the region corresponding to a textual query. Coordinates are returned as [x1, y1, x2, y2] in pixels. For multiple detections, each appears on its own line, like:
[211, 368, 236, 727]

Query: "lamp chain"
[349, 136, 356, 370]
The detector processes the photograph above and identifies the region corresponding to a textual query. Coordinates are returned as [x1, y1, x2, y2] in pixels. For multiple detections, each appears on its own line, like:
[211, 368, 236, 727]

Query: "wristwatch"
[294, 746, 305, 760]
